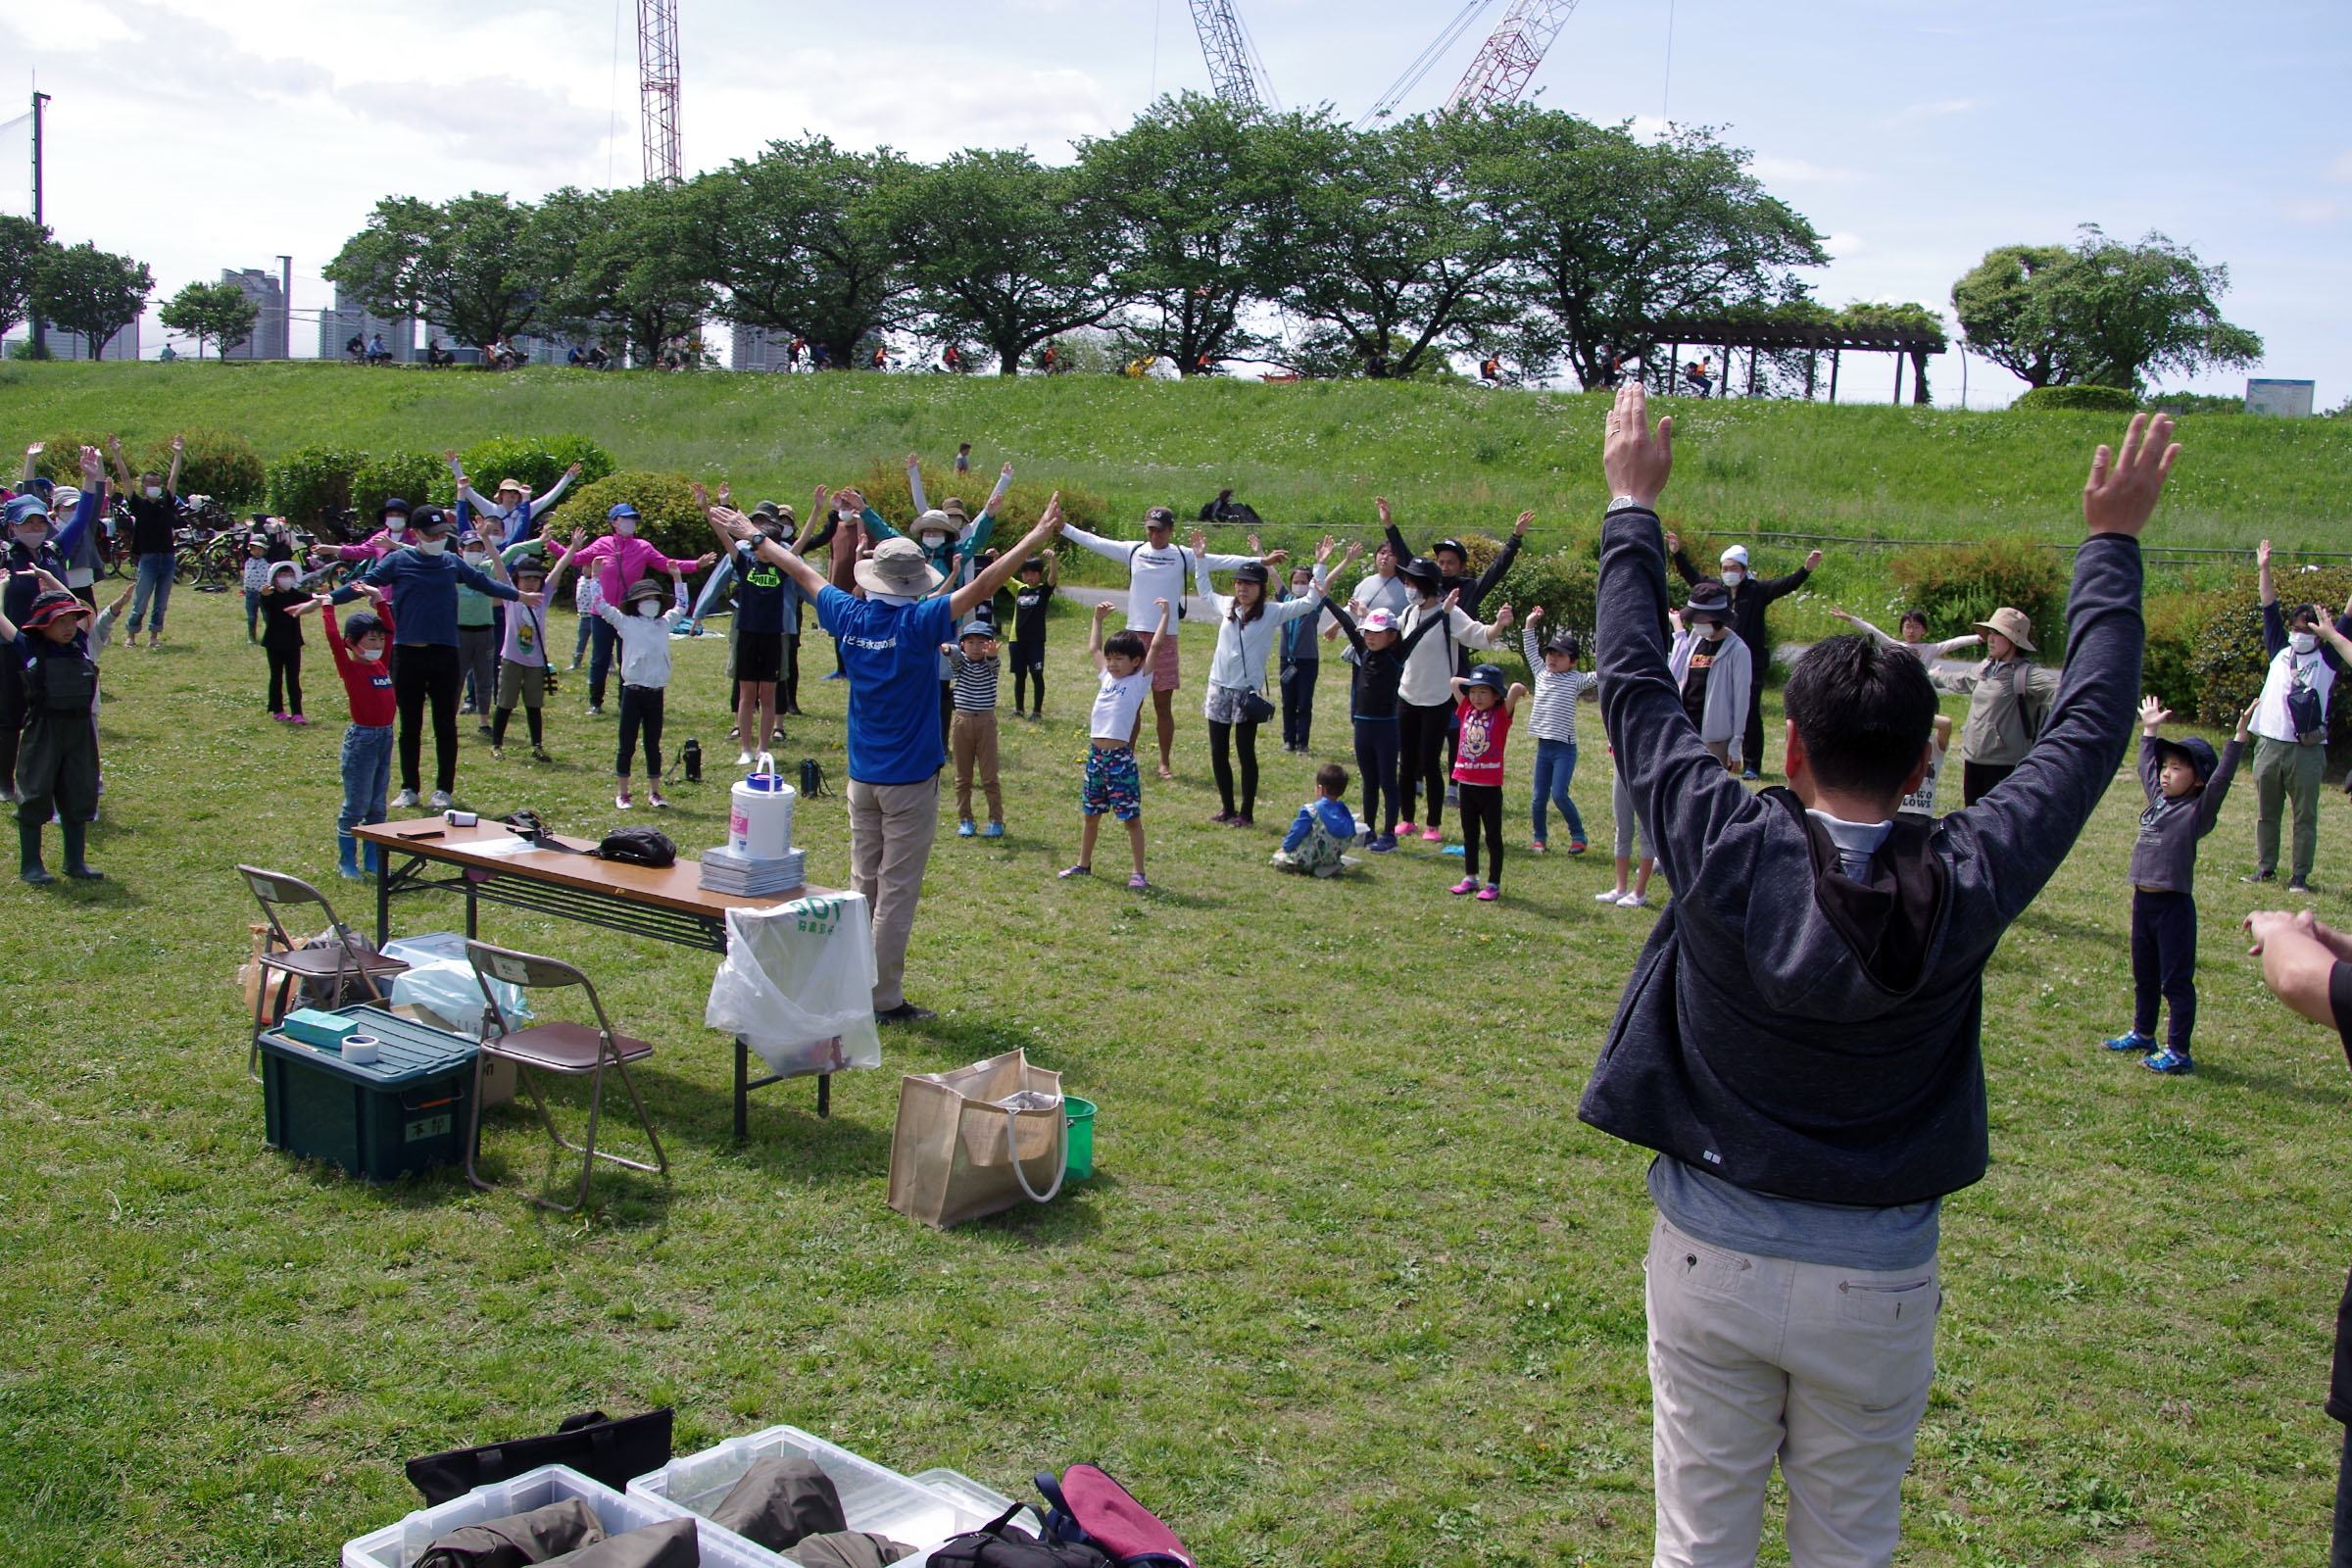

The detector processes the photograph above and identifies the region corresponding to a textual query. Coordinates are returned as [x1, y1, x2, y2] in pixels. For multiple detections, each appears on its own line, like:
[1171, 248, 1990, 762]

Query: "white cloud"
[1752, 155, 1864, 186]
[340, 78, 613, 173]
[2328, 149, 2352, 184]
[1823, 232, 1867, 259]
[2283, 199, 2347, 225]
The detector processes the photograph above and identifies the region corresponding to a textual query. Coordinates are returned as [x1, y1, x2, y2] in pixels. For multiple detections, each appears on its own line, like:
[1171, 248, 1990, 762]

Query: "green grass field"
[3, 360, 2348, 554]
[4, 564, 2352, 1565]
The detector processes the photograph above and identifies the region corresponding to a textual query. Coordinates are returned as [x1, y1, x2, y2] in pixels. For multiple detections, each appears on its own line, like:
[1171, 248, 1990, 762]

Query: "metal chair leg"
[464, 1050, 495, 1195]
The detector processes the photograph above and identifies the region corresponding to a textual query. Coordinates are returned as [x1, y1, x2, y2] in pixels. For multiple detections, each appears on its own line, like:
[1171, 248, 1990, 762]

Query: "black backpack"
[799, 758, 832, 798]
[928, 1507, 1113, 1568]
[598, 826, 677, 867]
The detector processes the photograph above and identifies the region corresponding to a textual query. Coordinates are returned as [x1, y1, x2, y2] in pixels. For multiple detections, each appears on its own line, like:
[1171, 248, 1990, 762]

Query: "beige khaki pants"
[847, 774, 941, 1011]
[952, 710, 1003, 823]
[1645, 1215, 1938, 1568]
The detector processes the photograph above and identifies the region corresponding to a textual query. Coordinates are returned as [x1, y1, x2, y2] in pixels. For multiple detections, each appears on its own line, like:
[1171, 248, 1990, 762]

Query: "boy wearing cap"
[2102, 696, 2250, 1074]
[491, 530, 582, 761]
[1935, 606, 2063, 807]
[1, 570, 122, 883]
[303, 589, 399, 878]
[1666, 532, 1822, 777]
[1671, 581, 1752, 770]
[942, 619, 1005, 837]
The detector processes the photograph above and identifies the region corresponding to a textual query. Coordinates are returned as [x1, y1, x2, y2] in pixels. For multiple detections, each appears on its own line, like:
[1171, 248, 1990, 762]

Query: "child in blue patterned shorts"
[1062, 597, 1171, 890]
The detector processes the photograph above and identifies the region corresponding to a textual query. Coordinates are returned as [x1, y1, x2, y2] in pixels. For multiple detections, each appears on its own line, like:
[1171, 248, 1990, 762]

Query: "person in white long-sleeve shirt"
[1392, 557, 1510, 841]
[1192, 531, 1335, 824]
[1057, 505, 1282, 778]
[1828, 607, 1983, 663]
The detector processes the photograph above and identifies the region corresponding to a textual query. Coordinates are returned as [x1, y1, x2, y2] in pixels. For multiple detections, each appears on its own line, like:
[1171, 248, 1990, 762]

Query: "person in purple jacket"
[1580, 382, 2180, 1567]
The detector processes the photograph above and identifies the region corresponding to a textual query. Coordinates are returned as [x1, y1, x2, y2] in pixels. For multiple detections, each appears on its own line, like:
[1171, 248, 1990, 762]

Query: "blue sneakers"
[1368, 833, 1398, 854]
[2101, 1029, 2155, 1053]
[979, 821, 1004, 838]
[2140, 1048, 2195, 1075]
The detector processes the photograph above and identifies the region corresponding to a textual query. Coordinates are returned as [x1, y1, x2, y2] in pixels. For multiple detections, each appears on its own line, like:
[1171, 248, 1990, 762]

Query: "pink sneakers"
[1448, 877, 1479, 895]
[1422, 827, 1443, 843]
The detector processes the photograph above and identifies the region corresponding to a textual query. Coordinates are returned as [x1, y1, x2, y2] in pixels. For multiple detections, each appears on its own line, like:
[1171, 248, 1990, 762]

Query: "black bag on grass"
[405, 1408, 674, 1505]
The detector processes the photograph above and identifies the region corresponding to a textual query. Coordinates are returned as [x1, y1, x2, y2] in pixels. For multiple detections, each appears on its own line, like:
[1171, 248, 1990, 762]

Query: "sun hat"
[1397, 558, 1444, 592]
[623, 574, 667, 605]
[1720, 544, 1751, 566]
[912, 509, 956, 540]
[1233, 561, 1270, 586]
[941, 497, 969, 522]
[751, 500, 783, 521]
[856, 535, 946, 597]
[957, 618, 996, 641]
[1462, 662, 1509, 698]
[1972, 606, 2035, 654]
[2152, 733, 2219, 785]
[1682, 580, 1734, 624]
[21, 590, 89, 631]
[1361, 608, 1398, 633]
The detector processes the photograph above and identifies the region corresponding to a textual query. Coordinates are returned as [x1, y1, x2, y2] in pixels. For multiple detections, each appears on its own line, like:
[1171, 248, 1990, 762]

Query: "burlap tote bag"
[887, 1049, 1067, 1228]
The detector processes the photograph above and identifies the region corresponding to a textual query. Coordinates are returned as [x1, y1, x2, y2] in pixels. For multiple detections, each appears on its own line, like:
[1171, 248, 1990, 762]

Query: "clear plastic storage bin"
[627, 1426, 1000, 1561]
[340, 1463, 766, 1568]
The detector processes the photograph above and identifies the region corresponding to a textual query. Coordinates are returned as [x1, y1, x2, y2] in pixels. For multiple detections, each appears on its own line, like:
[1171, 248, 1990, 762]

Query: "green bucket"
[1063, 1097, 1097, 1181]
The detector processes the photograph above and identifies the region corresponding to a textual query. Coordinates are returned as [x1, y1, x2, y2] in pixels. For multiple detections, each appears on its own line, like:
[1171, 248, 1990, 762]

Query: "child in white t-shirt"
[1062, 597, 1171, 890]
[1901, 713, 1953, 815]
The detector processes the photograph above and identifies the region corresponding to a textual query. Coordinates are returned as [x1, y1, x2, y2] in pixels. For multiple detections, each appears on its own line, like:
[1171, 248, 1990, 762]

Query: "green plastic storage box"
[258, 1004, 477, 1183]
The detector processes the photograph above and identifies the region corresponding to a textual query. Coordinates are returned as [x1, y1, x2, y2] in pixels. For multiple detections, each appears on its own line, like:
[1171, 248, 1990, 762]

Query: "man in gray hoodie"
[1581, 381, 2180, 1567]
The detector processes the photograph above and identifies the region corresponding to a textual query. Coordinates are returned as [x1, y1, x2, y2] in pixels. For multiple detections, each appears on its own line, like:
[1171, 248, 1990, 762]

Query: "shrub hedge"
[1887, 537, 2069, 650]
[33, 428, 264, 503]
[458, 435, 616, 499]
[551, 471, 711, 569]
[2013, 385, 2139, 414]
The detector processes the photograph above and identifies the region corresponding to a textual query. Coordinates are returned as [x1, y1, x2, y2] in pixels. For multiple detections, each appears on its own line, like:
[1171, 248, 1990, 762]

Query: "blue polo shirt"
[816, 586, 955, 784]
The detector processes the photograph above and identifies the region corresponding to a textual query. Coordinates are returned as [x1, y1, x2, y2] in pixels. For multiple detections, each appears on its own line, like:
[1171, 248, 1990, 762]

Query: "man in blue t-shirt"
[708, 487, 1066, 1023]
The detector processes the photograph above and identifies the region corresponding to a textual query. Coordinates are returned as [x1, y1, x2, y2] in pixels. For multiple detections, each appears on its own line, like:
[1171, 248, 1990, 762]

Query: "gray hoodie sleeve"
[1938, 534, 2144, 925]
[1595, 508, 1765, 891]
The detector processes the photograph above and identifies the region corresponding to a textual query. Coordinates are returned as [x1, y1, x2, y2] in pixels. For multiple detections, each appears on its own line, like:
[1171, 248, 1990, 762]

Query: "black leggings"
[1458, 780, 1504, 885]
[1015, 667, 1046, 714]
[2334, 1425, 2352, 1568]
[1399, 700, 1450, 827]
[266, 645, 304, 716]
[1208, 718, 1261, 819]
[1353, 715, 1400, 836]
[783, 633, 803, 711]
[394, 643, 463, 795]
[1962, 760, 2015, 807]
[491, 704, 543, 748]
[617, 684, 665, 778]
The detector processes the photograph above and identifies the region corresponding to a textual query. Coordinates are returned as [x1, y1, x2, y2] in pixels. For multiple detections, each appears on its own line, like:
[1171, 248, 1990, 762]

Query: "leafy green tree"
[1076, 93, 1283, 374]
[325, 192, 544, 352]
[1481, 109, 1827, 390]
[1261, 110, 1515, 378]
[157, 278, 260, 359]
[691, 137, 917, 368]
[1953, 228, 2262, 392]
[535, 184, 712, 365]
[894, 149, 1126, 374]
[32, 241, 154, 359]
[0, 216, 54, 342]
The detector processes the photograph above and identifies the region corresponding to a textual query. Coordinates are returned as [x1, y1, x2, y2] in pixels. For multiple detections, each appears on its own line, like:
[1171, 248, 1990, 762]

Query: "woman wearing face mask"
[1665, 532, 1821, 778]
[2239, 538, 2352, 892]
[327, 507, 538, 811]
[1193, 531, 1335, 826]
[1932, 606, 2063, 808]
[1670, 581, 1753, 771]
[1393, 557, 1512, 843]
[568, 504, 714, 715]
[453, 531, 511, 728]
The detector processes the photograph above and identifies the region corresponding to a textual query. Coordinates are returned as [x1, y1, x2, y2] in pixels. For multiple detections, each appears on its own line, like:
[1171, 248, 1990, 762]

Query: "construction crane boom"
[1445, 0, 1580, 113]
[1187, 0, 1266, 108]
[638, 0, 682, 185]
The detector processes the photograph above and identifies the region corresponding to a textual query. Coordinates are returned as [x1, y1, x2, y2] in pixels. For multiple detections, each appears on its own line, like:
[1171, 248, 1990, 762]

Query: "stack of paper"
[698, 843, 806, 897]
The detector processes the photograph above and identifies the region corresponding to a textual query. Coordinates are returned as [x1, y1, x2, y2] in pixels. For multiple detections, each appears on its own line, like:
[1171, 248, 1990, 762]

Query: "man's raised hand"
[2083, 413, 2180, 538]
[1374, 497, 1392, 526]
[1514, 510, 1534, 536]
[1604, 381, 1673, 511]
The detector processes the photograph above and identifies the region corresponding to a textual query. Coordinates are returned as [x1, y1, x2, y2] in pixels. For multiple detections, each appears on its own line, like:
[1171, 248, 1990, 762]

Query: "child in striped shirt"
[944, 618, 1004, 838]
[1523, 607, 1599, 853]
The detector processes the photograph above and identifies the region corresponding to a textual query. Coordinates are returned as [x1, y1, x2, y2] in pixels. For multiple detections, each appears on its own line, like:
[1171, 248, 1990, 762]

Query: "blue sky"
[3, 0, 2345, 405]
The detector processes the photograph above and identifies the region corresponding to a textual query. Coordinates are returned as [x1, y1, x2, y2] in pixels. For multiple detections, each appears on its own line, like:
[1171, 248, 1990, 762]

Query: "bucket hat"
[1972, 606, 2036, 654]
[856, 536, 946, 597]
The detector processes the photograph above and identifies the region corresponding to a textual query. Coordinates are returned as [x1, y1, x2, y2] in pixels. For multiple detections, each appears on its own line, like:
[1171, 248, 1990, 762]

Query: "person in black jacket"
[1583, 381, 2178, 1566]
[1383, 498, 1531, 792]
[1665, 532, 1822, 778]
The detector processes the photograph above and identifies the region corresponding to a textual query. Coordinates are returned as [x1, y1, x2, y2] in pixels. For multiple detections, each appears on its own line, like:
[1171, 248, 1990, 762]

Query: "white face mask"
[355, 643, 383, 662]
[386, 519, 409, 536]
[463, 551, 486, 566]
[144, 486, 163, 500]
[416, 536, 448, 557]
[613, 517, 638, 537]
[1722, 567, 1746, 586]
[14, 529, 48, 551]
[272, 574, 297, 592]
[637, 598, 663, 616]
[2292, 632, 2320, 655]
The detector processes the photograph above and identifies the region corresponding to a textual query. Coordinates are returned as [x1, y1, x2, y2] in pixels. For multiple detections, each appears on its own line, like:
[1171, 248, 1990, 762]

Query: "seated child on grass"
[1273, 762, 1359, 876]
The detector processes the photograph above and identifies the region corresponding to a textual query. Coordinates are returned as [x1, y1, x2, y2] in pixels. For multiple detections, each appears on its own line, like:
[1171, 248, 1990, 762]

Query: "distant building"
[37, 318, 140, 361]
[220, 269, 287, 360]
[2246, 378, 2316, 418]
[318, 285, 413, 362]
[733, 324, 794, 371]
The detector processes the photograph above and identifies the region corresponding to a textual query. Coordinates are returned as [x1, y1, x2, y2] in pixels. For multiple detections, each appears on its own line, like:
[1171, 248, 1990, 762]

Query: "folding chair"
[238, 864, 410, 1082]
[464, 940, 668, 1213]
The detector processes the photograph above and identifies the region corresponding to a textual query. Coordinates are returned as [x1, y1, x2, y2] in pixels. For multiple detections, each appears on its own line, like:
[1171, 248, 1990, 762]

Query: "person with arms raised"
[1583, 380, 2177, 1568]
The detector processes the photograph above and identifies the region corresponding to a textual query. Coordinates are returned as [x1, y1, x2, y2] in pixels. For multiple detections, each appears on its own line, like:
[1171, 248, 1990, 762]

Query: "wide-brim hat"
[751, 500, 783, 521]
[912, 509, 956, 542]
[1398, 558, 1444, 591]
[1682, 580, 1733, 623]
[1972, 606, 2036, 653]
[21, 590, 88, 631]
[856, 536, 946, 597]
[941, 498, 969, 521]
[1462, 662, 1508, 698]
[624, 575, 668, 604]
[2153, 733, 2220, 784]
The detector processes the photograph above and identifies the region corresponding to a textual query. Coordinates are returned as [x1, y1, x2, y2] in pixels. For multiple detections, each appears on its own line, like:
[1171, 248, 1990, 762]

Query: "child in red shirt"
[297, 586, 397, 878]
[1449, 662, 1529, 901]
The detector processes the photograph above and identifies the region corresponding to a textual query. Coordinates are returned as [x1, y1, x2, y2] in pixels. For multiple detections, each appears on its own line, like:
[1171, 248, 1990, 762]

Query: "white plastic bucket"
[729, 753, 796, 860]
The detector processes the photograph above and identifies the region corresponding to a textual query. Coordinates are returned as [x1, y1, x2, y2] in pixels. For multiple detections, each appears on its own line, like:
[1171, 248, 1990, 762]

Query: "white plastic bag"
[706, 892, 881, 1077]
[389, 958, 531, 1041]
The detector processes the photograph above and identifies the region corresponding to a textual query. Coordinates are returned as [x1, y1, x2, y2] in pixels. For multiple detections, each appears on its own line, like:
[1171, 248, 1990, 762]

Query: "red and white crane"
[1446, 0, 1582, 113]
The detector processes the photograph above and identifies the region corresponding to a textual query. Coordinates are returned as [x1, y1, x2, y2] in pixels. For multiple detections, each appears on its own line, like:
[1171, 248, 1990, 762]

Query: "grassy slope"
[1, 361, 2347, 553]
[1, 582, 2350, 1565]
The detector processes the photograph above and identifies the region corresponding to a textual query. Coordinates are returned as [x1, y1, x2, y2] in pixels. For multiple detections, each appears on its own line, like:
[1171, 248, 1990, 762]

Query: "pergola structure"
[1647, 318, 1949, 404]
